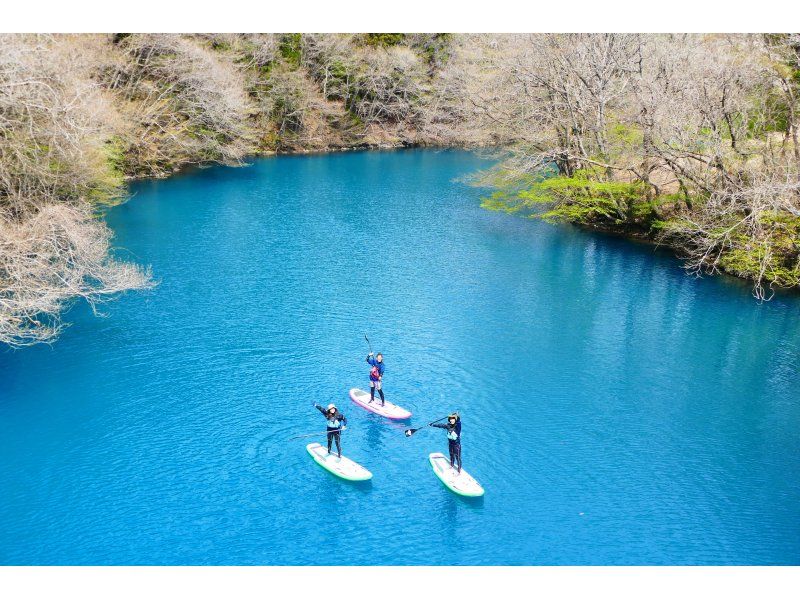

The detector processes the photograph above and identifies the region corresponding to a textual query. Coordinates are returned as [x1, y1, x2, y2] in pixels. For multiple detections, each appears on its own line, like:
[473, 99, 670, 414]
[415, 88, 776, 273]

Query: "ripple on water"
[1, 150, 799, 565]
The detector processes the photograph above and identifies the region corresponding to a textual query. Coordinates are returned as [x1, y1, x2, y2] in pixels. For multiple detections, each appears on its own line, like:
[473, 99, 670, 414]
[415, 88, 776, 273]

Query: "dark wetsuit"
[366, 355, 385, 405]
[432, 419, 462, 472]
[316, 405, 347, 457]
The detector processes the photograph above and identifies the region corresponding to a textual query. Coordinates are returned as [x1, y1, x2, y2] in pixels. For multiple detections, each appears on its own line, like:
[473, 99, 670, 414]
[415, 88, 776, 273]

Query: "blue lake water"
[1, 150, 799, 565]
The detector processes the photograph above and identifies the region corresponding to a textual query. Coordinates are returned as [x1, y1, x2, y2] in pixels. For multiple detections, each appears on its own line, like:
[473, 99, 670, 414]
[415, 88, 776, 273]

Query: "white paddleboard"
[429, 452, 484, 497]
[349, 388, 412, 420]
[307, 442, 372, 481]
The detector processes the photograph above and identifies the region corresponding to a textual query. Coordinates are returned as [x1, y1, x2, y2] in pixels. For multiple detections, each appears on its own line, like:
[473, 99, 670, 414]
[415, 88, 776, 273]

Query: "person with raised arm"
[365, 352, 385, 406]
[313, 403, 347, 458]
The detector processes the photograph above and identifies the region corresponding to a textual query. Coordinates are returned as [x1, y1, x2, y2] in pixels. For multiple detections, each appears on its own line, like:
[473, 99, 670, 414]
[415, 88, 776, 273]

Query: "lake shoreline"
[119, 143, 797, 300]
[120, 140, 491, 180]
[4, 34, 798, 349]
[4, 149, 798, 565]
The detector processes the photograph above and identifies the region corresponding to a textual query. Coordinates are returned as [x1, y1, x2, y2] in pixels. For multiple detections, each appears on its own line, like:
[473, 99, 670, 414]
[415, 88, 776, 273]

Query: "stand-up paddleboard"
[306, 442, 372, 481]
[349, 388, 412, 420]
[429, 452, 484, 497]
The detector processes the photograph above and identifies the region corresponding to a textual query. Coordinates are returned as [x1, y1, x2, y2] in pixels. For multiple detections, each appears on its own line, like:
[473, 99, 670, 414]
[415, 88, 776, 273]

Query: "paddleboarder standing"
[314, 403, 347, 458]
[366, 352, 385, 406]
[431, 413, 462, 473]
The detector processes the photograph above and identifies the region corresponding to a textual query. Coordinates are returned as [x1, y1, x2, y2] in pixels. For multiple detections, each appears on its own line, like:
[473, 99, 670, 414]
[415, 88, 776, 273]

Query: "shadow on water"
[362, 413, 408, 451]
[364, 417, 385, 452]
[443, 488, 485, 526]
[317, 472, 374, 496]
[345, 479, 374, 495]
[453, 492, 485, 509]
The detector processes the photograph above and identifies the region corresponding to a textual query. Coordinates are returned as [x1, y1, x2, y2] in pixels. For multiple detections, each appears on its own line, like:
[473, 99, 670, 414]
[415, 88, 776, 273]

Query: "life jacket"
[327, 416, 342, 429]
[370, 366, 380, 380]
[445, 418, 461, 441]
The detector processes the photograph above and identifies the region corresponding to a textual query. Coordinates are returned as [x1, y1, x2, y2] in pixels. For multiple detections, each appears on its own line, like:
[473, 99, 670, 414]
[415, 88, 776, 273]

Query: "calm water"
[1, 150, 799, 565]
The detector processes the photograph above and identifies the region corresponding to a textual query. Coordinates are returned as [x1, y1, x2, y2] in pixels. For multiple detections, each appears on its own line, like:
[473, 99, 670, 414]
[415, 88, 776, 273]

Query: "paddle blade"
[404, 428, 418, 437]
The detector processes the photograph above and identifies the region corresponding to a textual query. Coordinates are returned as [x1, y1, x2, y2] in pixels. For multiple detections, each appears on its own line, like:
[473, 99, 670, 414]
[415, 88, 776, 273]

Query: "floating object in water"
[429, 452, 484, 497]
[349, 388, 412, 420]
[306, 442, 372, 481]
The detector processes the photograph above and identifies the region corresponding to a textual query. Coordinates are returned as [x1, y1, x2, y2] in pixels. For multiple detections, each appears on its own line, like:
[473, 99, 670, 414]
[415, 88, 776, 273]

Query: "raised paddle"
[404, 415, 452, 437]
[364, 333, 373, 354]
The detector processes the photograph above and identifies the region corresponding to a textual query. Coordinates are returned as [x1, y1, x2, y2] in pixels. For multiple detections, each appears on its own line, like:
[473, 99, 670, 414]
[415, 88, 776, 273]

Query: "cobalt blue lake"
[1, 150, 799, 565]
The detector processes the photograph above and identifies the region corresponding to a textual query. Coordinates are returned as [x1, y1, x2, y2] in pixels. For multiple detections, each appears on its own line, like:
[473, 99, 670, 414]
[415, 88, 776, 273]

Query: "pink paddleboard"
[349, 388, 412, 420]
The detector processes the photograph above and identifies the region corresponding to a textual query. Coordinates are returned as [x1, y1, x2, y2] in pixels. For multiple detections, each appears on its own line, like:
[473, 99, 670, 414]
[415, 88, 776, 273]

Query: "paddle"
[404, 415, 452, 437]
[297, 403, 347, 441]
[364, 333, 373, 354]
[288, 428, 346, 441]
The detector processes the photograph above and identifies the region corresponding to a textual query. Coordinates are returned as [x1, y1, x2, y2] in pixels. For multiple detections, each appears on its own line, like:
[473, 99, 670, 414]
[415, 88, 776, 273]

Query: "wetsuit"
[366, 355, 386, 405]
[315, 405, 347, 457]
[431, 419, 462, 472]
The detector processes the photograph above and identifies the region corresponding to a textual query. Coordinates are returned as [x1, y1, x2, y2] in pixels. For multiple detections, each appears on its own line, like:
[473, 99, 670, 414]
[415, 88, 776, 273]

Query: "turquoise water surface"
[1, 150, 799, 565]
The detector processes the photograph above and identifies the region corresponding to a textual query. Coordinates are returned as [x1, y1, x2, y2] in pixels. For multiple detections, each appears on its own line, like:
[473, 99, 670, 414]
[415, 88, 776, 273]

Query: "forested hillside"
[1, 33, 799, 347]
[463, 34, 800, 300]
[0, 33, 494, 346]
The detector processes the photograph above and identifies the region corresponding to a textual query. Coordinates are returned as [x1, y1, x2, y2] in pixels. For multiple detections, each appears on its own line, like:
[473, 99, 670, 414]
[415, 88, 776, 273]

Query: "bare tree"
[460, 33, 799, 296]
[0, 203, 152, 346]
[101, 34, 252, 174]
[0, 34, 152, 347]
[301, 35, 428, 130]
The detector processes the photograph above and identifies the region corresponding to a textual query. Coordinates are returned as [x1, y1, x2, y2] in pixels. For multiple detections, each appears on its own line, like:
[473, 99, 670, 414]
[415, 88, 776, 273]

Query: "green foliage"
[321, 59, 352, 101]
[87, 137, 127, 204]
[534, 171, 644, 200]
[279, 34, 302, 68]
[329, 60, 349, 80]
[259, 129, 279, 150]
[719, 241, 800, 289]
[539, 195, 622, 224]
[482, 168, 669, 232]
[607, 122, 643, 147]
[210, 39, 232, 52]
[505, 171, 646, 221]
[628, 197, 661, 223]
[480, 191, 530, 213]
[363, 34, 406, 47]
[345, 110, 363, 129]
[35, 134, 129, 206]
[663, 211, 800, 289]
[486, 166, 800, 290]
[413, 33, 453, 68]
[759, 85, 792, 133]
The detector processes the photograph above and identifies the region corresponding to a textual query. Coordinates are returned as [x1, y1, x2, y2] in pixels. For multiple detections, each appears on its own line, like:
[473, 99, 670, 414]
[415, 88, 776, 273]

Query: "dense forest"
[1, 33, 799, 347]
